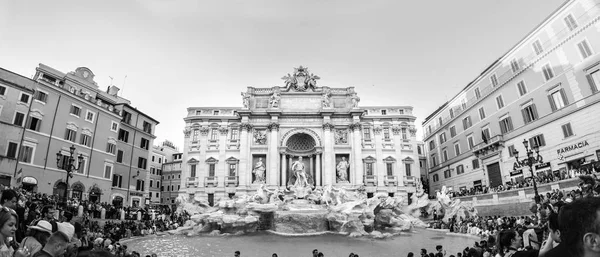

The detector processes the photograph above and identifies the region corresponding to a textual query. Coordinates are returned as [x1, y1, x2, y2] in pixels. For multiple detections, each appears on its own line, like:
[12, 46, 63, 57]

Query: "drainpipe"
[13, 88, 35, 186]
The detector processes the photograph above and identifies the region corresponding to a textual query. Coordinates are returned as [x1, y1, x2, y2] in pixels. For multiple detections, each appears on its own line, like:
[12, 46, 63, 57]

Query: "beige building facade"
[180, 66, 419, 205]
[422, 0, 600, 193]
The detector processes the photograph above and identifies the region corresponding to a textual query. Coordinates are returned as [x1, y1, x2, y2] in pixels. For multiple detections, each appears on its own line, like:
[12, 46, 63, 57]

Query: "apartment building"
[422, 0, 600, 193]
[150, 140, 178, 205]
[161, 152, 182, 208]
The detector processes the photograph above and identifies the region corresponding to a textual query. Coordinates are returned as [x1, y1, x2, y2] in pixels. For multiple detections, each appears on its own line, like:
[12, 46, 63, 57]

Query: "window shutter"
[548, 95, 557, 111]
[521, 109, 529, 124]
[562, 125, 568, 138]
[532, 104, 539, 120]
[499, 121, 506, 134]
[560, 89, 568, 105]
[587, 74, 598, 93]
[507, 117, 513, 131]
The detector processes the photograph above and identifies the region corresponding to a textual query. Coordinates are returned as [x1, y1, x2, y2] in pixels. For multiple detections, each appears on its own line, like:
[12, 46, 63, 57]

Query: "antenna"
[121, 75, 127, 97]
[109, 76, 114, 85]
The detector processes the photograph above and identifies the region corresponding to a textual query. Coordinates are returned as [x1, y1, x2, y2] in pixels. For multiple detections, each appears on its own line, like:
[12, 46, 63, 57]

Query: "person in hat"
[18, 220, 54, 256]
[32, 222, 74, 257]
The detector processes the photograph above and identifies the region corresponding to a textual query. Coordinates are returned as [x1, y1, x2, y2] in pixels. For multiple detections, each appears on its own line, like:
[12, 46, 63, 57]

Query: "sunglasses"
[0, 206, 16, 215]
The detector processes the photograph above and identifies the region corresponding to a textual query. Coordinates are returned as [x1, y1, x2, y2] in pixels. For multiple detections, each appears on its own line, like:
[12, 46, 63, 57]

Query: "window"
[444, 169, 451, 179]
[112, 174, 123, 188]
[383, 127, 390, 140]
[401, 128, 407, 140]
[19, 93, 30, 104]
[475, 88, 481, 99]
[210, 128, 218, 141]
[405, 163, 412, 177]
[381, 110, 387, 115]
[118, 129, 129, 143]
[6, 142, 18, 158]
[158, 158, 162, 164]
[508, 145, 516, 157]
[80, 134, 91, 147]
[152, 156, 155, 162]
[577, 39, 593, 59]
[588, 69, 599, 93]
[417, 145, 422, 155]
[516, 80, 528, 96]
[442, 149, 448, 162]
[454, 143, 461, 156]
[143, 121, 152, 134]
[77, 157, 86, 174]
[230, 128, 239, 141]
[472, 159, 479, 169]
[478, 107, 486, 120]
[564, 14, 578, 31]
[499, 116, 514, 134]
[438, 117, 442, 126]
[70, 105, 81, 117]
[138, 157, 147, 169]
[13, 112, 25, 126]
[439, 133, 446, 144]
[522, 104, 539, 124]
[533, 40, 544, 55]
[0, 85, 5, 96]
[365, 163, 374, 176]
[386, 163, 393, 176]
[26, 117, 41, 131]
[529, 134, 546, 147]
[117, 150, 124, 163]
[192, 129, 199, 142]
[110, 121, 119, 132]
[511, 59, 520, 73]
[85, 110, 95, 122]
[490, 74, 498, 87]
[496, 95, 505, 109]
[18, 144, 34, 163]
[450, 108, 454, 118]
[549, 88, 568, 111]
[136, 179, 145, 191]
[363, 128, 372, 141]
[34, 91, 48, 103]
[104, 163, 113, 179]
[106, 142, 116, 154]
[462, 116, 472, 130]
[431, 154, 437, 167]
[542, 63, 555, 81]
[64, 128, 77, 142]
[450, 126, 456, 138]
[467, 136, 474, 150]
[562, 123, 574, 138]
[461, 99, 467, 110]
[433, 174, 439, 182]
[208, 164, 215, 176]
[482, 127, 491, 142]
[150, 180, 153, 188]
[140, 138, 149, 150]
[456, 165, 464, 175]
[122, 110, 132, 124]
[429, 140, 435, 150]
[191, 164, 198, 177]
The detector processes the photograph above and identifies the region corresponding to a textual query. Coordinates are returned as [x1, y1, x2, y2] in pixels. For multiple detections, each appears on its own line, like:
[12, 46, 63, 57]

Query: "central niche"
[286, 133, 316, 152]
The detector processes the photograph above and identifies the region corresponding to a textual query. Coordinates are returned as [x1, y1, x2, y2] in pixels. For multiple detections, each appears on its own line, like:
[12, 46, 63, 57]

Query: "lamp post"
[512, 139, 544, 204]
[56, 144, 83, 208]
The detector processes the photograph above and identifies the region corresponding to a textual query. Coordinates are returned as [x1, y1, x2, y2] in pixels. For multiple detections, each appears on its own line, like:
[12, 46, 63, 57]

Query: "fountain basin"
[273, 209, 329, 234]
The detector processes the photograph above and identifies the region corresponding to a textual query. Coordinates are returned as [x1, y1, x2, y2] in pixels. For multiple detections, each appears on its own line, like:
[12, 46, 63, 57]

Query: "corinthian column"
[267, 122, 280, 185]
[323, 123, 335, 185]
[350, 123, 363, 185]
[239, 123, 252, 187]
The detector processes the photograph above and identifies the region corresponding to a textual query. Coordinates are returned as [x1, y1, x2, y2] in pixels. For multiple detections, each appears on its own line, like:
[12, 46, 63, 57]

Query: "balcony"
[473, 135, 505, 159]
[186, 177, 199, 188]
[225, 176, 239, 187]
[403, 176, 416, 186]
[384, 175, 397, 186]
[363, 175, 377, 186]
[204, 176, 218, 187]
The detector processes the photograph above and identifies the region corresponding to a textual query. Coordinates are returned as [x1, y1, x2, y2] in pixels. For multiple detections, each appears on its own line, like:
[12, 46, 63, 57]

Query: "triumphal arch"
[181, 66, 419, 204]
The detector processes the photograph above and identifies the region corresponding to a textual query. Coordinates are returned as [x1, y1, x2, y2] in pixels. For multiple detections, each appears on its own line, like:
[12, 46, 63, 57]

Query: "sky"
[0, 0, 567, 150]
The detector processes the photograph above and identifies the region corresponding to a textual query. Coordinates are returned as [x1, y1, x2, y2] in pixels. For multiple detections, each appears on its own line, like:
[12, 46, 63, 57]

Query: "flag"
[482, 131, 488, 144]
[15, 168, 23, 186]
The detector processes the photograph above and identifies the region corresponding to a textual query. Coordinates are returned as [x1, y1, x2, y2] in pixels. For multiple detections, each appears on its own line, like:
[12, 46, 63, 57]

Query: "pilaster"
[239, 122, 252, 187]
[323, 122, 335, 185]
[217, 126, 228, 184]
[267, 122, 280, 185]
[392, 125, 404, 186]
[373, 122, 385, 187]
[350, 121, 363, 185]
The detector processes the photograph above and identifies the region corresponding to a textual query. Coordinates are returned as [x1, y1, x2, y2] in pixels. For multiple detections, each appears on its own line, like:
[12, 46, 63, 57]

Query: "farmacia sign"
[557, 140, 590, 155]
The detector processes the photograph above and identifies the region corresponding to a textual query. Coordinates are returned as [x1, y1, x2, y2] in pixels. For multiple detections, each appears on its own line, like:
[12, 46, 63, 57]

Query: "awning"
[22, 176, 38, 185]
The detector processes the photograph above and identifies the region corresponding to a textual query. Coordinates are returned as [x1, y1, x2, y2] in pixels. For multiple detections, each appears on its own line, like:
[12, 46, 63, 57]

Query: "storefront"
[535, 162, 552, 177]
[556, 139, 598, 173]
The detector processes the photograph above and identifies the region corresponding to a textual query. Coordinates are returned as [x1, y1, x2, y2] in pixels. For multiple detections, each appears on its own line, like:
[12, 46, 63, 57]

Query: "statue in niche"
[334, 129, 348, 144]
[291, 156, 309, 188]
[253, 130, 267, 145]
[241, 92, 250, 109]
[252, 158, 266, 184]
[322, 88, 332, 108]
[336, 157, 349, 183]
[351, 93, 360, 108]
[269, 91, 281, 108]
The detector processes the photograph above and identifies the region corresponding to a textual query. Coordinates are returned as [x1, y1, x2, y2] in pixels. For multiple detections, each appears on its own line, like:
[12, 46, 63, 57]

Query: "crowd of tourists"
[0, 186, 190, 257]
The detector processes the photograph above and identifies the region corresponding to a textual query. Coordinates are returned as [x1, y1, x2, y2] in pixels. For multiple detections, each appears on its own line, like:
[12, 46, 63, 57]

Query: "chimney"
[108, 85, 120, 96]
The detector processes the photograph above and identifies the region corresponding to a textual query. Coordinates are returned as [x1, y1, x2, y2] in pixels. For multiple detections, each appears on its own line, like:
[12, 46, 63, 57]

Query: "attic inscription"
[281, 98, 321, 109]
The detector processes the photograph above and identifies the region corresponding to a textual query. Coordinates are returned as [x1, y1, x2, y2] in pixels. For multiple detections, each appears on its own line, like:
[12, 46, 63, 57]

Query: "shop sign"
[510, 170, 523, 176]
[557, 140, 590, 155]
[535, 162, 551, 170]
[130, 192, 143, 197]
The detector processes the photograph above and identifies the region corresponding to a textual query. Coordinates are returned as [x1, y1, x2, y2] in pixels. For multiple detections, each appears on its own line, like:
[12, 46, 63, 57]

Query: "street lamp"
[56, 144, 84, 208]
[512, 139, 544, 204]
